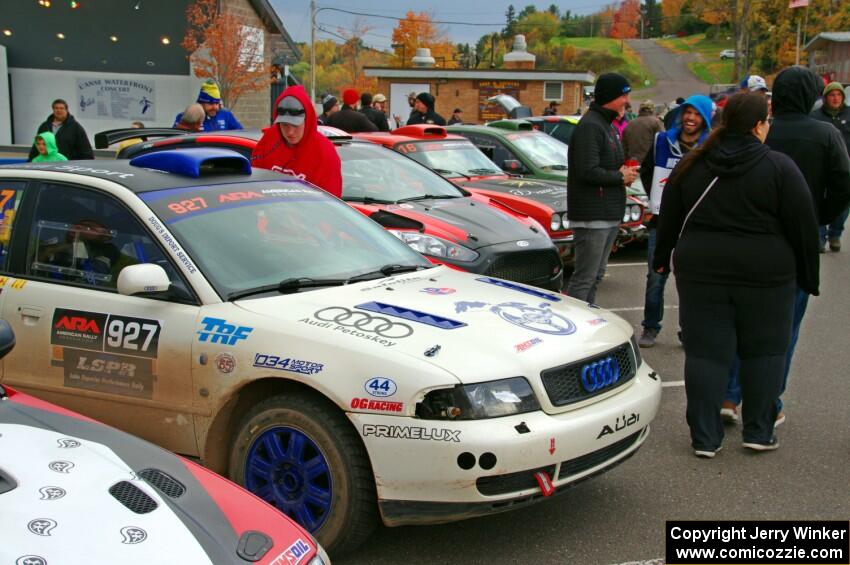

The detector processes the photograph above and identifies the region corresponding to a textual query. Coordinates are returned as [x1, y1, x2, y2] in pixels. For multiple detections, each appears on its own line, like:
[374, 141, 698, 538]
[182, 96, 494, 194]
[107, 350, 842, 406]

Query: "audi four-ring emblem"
[315, 307, 414, 339]
[581, 357, 620, 392]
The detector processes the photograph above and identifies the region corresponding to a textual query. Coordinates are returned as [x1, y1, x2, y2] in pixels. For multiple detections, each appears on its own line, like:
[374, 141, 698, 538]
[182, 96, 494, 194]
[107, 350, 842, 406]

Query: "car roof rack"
[129, 148, 251, 178]
[94, 127, 188, 149]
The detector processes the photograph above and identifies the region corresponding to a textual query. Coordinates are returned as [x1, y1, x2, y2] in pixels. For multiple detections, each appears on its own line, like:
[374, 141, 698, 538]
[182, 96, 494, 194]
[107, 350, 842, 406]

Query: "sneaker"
[819, 241, 828, 253]
[694, 446, 722, 458]
[638, 327, 659, 348]
[743, 437, 780, 451]
[720, 401, 739, 424]
[829, 238, 841, 252]
[774, 412, 786, 428]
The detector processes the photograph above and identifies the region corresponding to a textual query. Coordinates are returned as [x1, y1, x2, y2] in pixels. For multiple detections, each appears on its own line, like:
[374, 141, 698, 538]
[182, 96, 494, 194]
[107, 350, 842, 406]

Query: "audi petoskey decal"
[299, 306, 414, 348]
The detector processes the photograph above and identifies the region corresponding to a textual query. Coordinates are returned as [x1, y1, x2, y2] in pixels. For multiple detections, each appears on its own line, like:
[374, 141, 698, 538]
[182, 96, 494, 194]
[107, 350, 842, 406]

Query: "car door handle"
[19, 306, 44, 325]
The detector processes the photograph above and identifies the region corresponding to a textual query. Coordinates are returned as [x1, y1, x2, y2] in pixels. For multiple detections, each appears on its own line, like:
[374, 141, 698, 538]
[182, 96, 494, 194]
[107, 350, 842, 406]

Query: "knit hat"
[823, 81, 845, 102]
[342, 88, 359, 106]
[274, 96, 306, 126]
[416, 92, 435, 109]
[321, 94, 338, 113]
[594, 73, 631, 106]
[197, 80, 221, 104]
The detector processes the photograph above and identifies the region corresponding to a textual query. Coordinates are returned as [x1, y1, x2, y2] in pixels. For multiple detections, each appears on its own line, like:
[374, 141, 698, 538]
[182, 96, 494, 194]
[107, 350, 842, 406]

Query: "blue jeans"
[642, 227, 669, 331]
[725, 286, 809, 411]
[820, 205, 850, 242]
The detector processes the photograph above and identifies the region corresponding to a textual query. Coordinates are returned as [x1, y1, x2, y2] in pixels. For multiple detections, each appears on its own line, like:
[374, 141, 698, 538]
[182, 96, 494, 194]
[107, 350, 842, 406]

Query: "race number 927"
[104, 315, 161, 358]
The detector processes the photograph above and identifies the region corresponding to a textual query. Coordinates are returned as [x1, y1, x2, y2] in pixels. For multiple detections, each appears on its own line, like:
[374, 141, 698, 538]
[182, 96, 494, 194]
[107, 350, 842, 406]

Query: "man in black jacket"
[724, 66, 850, 425]
[566, 72, 639, 303]
[811, 81, 850, 251]
[406, 93, 446, 126]
[28, 99, 93, 161]
[325, 89, 378, 133]
[359, 92, 390, 132]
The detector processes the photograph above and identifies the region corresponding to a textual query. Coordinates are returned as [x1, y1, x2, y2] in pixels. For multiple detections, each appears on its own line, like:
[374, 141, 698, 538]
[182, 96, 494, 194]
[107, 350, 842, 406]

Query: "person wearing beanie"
[318, 94, 339, 125]
[359, 92, 390, 132]
[811, 81, 850, 251]
[173, 80, 242, 131]
[566, 72, 637, 304]
[636, 94, 712, 349]
[326, 88, 378, 133]
[252, 85, 342, 198]
[447, 108, 464, 125]
[406, 92, 446, 126]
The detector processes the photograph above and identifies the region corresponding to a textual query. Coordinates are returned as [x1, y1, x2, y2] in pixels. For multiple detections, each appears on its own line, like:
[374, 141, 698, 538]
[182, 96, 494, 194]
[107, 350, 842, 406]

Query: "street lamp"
[391, 43, 406, 68]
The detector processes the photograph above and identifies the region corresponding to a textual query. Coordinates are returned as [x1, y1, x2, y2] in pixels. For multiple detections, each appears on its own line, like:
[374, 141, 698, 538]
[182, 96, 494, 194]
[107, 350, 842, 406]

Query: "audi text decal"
[299, 306, 414, 348]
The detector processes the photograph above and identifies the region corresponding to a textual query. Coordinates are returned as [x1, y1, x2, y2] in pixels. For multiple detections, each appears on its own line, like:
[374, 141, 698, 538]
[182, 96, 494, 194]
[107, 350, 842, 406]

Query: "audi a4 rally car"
[354, 125, 574, 259]
[0, 150, 661, 554]
[100, 127, 563, 291]
[0, 322, 329, 565]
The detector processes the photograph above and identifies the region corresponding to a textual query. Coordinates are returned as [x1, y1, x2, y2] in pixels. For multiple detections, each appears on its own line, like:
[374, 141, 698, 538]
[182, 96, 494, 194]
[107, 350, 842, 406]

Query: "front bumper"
[351, 362, 662, 526]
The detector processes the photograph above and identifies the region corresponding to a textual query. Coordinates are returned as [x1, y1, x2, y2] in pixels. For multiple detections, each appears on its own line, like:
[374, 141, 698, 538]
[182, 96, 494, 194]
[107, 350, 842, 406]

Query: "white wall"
[10, 67, 197, 147]
[0, 46, 11, 145]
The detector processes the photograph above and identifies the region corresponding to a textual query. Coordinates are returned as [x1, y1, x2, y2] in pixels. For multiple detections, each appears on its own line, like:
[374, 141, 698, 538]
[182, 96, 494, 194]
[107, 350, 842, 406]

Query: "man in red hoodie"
[252, 85, 343, 198]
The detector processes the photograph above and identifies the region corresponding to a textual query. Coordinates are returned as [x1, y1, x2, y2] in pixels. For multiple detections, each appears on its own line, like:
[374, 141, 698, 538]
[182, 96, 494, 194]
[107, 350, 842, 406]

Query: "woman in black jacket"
[653, 92, 819, 457]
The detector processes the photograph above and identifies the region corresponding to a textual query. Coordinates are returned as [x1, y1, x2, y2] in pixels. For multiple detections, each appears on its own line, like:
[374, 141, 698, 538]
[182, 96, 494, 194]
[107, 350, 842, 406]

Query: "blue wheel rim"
[244, 426, 333, 532]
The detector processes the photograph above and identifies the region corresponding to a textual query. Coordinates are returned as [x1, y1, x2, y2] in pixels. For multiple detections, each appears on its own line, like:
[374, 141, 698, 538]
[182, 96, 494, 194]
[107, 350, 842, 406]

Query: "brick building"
[805, 32, 850, 84]
[364, 36, 594, 125]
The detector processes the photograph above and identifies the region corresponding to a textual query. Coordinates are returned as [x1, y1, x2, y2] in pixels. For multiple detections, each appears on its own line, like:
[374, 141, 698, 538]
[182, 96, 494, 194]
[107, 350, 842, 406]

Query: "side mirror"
[0, 320, 16, 360]
[117, 264, 171, 296]
[503, 159, 527, 174]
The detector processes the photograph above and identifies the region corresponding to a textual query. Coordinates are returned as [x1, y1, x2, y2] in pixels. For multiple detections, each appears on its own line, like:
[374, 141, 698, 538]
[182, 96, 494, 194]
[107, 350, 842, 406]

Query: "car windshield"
[508, 132, 569, 170]
[339, 143, 465, 202]
[400, 140, 504, 178]
[139, 180, 430, 298]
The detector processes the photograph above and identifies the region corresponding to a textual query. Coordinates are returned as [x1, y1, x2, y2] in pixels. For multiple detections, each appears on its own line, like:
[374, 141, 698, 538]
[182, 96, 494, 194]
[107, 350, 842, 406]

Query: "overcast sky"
[269, 1, 616, 51]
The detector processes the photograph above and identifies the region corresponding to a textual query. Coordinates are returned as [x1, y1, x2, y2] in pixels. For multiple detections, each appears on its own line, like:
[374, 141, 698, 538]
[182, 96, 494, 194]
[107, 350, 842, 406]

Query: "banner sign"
[76, 77, 156, 121]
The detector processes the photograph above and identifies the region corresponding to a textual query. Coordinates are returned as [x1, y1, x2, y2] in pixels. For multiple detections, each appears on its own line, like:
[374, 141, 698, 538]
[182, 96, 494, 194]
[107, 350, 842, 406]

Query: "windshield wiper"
[396, 194, 461, 203]
[347, 264, 431, 282]
[431, 168, 471, 180]
[228, 277, 347, 301]
[467, 168, 502, 175]
[541, 164, 568, 171]
[344, 196, 396, 205]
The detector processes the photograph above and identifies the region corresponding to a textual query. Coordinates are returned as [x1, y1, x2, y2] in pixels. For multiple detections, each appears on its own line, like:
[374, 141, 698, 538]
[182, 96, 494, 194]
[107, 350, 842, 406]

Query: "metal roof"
[805, 32, 850, 51]
[364, 67, 596, 84]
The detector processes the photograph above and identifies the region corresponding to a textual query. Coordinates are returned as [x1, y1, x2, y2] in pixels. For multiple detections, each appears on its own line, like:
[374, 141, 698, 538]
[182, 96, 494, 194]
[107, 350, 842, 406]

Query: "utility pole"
[310, 0, 316, 103]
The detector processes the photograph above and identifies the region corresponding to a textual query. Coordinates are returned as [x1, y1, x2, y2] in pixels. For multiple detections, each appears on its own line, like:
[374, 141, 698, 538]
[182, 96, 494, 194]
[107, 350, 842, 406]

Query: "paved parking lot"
[341, 244, 850, 565]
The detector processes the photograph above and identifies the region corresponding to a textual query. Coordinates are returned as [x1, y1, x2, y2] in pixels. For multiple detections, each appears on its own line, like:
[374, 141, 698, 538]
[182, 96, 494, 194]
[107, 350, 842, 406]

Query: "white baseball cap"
[747, 75, 768, 92]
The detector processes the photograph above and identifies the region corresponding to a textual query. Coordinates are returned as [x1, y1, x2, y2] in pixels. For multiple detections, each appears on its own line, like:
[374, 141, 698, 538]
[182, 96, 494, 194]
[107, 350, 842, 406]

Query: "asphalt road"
[339, 243, 850, 565]
[628, 39, 710, 104]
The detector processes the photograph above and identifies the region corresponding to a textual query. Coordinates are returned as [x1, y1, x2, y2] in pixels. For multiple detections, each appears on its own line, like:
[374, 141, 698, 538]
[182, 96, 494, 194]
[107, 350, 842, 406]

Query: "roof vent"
[411, 47, 436, 68]
[109, 481, 158, 514]
[504, 35, 536, 69]
[129, 148, 251, 178]
[138, 468, 185, 498]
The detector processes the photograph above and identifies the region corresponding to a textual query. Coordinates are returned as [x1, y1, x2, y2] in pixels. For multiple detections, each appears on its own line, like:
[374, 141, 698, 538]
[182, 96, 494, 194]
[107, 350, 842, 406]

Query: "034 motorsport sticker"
[51, 309, 161, 399]
[253, 354, 324, 375]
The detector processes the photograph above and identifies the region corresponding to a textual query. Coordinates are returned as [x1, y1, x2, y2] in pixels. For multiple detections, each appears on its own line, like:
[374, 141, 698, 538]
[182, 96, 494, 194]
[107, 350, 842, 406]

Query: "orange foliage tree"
[391, 11, 457, 68]
[182, 0, 269, 109]
[610, 0, 641, 40]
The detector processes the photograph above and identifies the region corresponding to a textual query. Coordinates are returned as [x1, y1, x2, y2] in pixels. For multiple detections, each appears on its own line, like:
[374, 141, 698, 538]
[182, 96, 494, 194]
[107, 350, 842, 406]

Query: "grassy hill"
[553, 37, 653, 87]
[658, 34, 736, 85]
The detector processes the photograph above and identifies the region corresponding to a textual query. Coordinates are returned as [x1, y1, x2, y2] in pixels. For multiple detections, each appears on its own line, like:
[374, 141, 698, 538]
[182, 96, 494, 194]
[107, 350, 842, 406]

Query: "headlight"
[416, 377, 540, 420]
[550, 213, 561, 231]
[561, 213, 570, 229]
[623, 208, 630, 222]
[630, 204, 642, 221]
[390, 230, 479, 262]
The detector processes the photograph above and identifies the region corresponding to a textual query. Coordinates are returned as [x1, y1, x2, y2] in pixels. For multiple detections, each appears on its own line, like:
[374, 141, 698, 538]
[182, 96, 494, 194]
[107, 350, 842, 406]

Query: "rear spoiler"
[94, 127, 188, 149]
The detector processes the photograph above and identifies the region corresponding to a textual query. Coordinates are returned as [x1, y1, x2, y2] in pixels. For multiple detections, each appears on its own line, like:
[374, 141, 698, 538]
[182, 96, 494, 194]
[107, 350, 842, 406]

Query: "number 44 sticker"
[364, 377, 397, 398]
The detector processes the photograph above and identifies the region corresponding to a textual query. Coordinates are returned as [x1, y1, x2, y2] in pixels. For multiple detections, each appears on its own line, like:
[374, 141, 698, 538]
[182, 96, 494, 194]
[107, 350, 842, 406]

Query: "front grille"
[541, 342, 636, 406]
[109, 481, 158, 514]
[475, 428, 645, 496]
[558, 429, 643, 479]
[484, 248, 560, 288]
[477, 464, 556, 496]
[139, 468, 186, 498]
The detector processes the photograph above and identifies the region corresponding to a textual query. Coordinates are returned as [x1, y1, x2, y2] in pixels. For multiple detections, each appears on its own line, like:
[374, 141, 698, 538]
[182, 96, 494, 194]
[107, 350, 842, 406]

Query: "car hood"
[235, 267, 633, 387]
[462, 178, 567, 213]
[0, 389, 318, 565]
[364, 196, 546, 250]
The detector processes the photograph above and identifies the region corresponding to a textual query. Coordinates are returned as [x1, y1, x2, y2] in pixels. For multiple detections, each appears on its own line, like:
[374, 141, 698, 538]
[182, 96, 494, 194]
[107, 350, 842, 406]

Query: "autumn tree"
[391, 11, 456, 68]
[514, 11, 560, 45]
[661, 0, 687, 34]
[182, 0, 268, 109]
[610, 0, 641, 40]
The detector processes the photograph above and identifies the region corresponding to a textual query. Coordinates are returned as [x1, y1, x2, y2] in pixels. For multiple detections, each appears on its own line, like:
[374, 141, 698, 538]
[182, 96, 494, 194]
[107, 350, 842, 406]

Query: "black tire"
[229, 393, 377, 555]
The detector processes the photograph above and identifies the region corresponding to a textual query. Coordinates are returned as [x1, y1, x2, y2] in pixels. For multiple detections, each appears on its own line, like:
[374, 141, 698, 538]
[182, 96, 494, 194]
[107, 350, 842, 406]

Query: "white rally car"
[0, 149, 661, 554]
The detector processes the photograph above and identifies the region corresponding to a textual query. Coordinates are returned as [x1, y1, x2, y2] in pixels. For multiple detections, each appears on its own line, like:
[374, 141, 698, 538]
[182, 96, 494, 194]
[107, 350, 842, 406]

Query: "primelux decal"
[362, 424, 460, 442]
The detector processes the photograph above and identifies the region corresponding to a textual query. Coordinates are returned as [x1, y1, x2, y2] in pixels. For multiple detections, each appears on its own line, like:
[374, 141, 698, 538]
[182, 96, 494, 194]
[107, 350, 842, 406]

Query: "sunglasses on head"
[277, 107, 305, 117]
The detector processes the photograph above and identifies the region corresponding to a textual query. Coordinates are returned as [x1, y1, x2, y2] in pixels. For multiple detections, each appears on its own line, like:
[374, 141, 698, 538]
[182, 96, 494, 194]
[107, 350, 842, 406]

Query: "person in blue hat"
[637, 94, 713, 348]
[173, 80, 243, 131]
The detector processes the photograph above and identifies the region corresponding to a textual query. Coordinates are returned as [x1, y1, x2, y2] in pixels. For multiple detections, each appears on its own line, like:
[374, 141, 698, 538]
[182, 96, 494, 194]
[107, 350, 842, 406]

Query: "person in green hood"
[31, 132, 68, 163]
